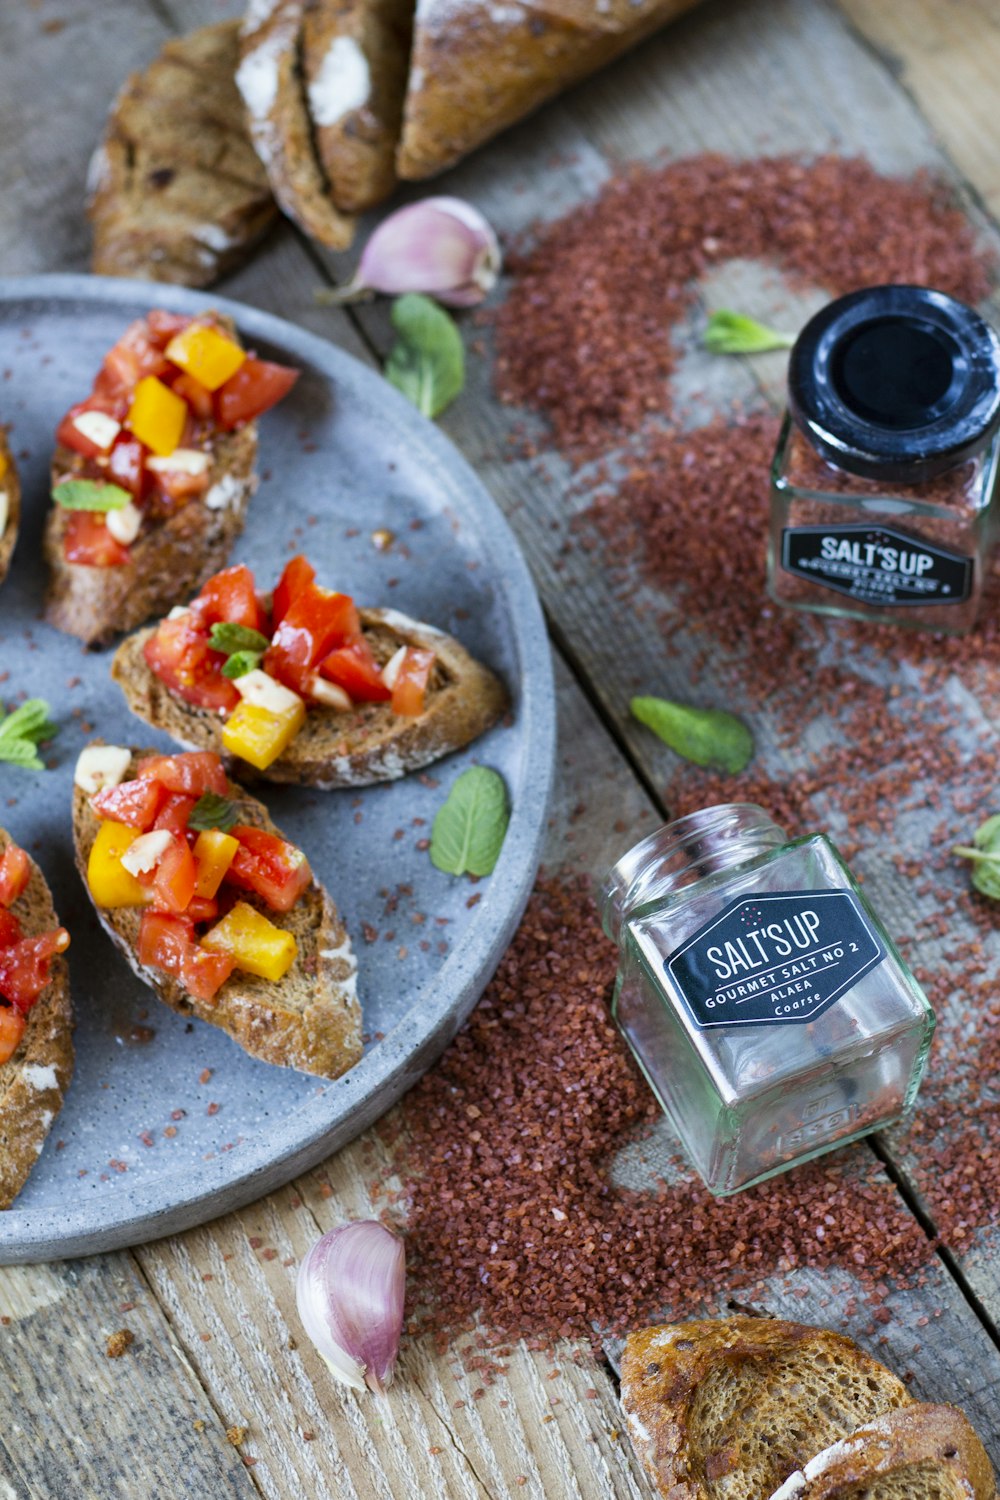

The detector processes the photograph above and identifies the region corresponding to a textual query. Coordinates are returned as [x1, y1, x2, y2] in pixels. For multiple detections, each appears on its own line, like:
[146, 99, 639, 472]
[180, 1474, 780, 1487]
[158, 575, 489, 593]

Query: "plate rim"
[0, 272, 555, 1263]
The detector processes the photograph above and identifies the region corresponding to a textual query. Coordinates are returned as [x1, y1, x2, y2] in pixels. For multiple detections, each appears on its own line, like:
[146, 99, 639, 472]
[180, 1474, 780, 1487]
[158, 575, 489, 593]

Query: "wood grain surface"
[4, 0, 1000, 1496]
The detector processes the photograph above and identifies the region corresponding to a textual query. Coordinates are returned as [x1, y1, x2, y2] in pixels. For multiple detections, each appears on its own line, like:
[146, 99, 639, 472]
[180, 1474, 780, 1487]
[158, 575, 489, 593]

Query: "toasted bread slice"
[0, 429, 20, 588]
[112, 606, 508, 787]
[0, 832, 74, 1211]
[73, 749, 363, 1077]
[620, 1317, 912, 1500]
[88, 21, 278, 287]
[302, 0, 413, 213]
[768, 1403, 996, 1500]
[238, 0, 356, 248]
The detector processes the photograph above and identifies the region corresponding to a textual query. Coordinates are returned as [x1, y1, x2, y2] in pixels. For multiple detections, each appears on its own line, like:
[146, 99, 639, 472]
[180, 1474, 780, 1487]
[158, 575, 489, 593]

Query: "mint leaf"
[188, 792, 240, 834]
[52, 479, 131, 511]
[385, 294, 465, 419]
[221, 649, 264, 679]
[954, 814, 1000, 899]
[703, 310, 795, 355]
[631, 695, 754, 774]
[208, 623, 270, 656]
[0, 698, 57, 771]
[430, 767, 509, 877]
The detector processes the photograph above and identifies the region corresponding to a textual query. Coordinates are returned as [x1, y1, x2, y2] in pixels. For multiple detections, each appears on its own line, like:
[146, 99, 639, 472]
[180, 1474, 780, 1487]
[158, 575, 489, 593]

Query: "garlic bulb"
[295, 1221, 406, 1394]
[319, 197, 502, 307]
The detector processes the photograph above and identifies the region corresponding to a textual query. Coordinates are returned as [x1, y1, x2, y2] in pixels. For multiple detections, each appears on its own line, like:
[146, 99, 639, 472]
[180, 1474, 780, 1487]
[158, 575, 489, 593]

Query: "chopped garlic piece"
[146, 447, 211, 476]
[106, 502, 142, 545]
[381, 645, 407, 691]
[308, 675, 352, 711]
[121, 829, 174, 877]
[72, 409, 121, 451]
[74, 744, 131, 795]
[233, 669, 303, 716]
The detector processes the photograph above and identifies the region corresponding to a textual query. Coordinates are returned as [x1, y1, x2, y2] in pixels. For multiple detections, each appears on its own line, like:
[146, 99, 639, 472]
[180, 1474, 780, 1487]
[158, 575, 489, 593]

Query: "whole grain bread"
[0, 428, 21, 588]
[72, 749, 363, 1078]
[620, 1317, 913, 1500]
[302, 0, 413, 212]
[237, 0, 356, 248]
[0, 831, 74, 1211]
[88, 22, 278, 287]
[768, 1403, 996, 1500]
[112, 606, 508, 787]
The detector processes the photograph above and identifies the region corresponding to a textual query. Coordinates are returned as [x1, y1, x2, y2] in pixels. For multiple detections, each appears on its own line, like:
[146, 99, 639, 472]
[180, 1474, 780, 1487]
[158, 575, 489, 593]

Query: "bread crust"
[620, 1317, 913, 1500]
[88, 21, 278, 287]
[72, 750, 363, 1078]
[0, 428, 21, 588]
[112, 606, 508, 788]
[238, 0, 356, 248]
[0, 831, 74, 1211]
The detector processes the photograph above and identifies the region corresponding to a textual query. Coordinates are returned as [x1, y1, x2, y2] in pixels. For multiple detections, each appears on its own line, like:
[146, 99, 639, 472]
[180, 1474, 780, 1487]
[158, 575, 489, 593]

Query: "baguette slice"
[44, 316, 258, 649]
[237, 0, 356, 248]
[396, 0, 703, 181]
[112, 607, 508, 788]
[72, 749, 362, 1078]
[768, 1403, 996, 1500]
[0, 428, 20, 588]
[620, 1317, 913, 1500]
[0, 831, 74, 1210]
[302, 0, 413, 213]
[88, 21, 278, 287]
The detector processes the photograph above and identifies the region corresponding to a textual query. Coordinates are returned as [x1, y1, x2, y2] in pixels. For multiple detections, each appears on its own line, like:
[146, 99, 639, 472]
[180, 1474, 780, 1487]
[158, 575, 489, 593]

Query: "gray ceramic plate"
[0, 275, 554, 1264]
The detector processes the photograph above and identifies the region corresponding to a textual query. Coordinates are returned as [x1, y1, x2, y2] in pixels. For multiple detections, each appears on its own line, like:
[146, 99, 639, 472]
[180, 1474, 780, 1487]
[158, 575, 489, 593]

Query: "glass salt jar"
[768, 284, 1000, 634]
[600, 805, 935, 1196]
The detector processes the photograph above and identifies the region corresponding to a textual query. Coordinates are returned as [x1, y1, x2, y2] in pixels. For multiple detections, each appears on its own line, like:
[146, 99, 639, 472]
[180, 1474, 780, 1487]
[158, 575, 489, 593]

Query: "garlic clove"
[320, 197, 501, 308]
[295, 1220, 405, 1396]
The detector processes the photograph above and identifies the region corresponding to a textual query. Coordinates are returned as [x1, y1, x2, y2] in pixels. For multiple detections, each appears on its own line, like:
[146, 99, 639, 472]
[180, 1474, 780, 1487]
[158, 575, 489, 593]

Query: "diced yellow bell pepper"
[127, 376, 187, 457]
[200, 900, 297, 981]
[192, 829, 240, 899]
[221, 699, 305, 771]
[87, 821, 148, 908]
[165, 323, 247, 392]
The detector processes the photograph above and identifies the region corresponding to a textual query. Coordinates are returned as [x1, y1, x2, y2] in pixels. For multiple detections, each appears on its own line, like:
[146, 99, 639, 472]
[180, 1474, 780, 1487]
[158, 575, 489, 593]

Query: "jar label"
[781, 523, 972, 606]
[666, 888, 886, 1028]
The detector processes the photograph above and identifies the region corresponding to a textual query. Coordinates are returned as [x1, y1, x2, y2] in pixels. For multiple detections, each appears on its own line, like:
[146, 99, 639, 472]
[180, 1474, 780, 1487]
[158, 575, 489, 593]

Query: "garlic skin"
[322, 197, 501, 307]
[295, 1221, 406, 1395]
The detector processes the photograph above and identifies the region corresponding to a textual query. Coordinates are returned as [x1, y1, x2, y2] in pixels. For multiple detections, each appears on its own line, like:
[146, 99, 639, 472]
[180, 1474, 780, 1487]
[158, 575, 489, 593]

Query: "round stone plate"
[0, 275, 554, 1264]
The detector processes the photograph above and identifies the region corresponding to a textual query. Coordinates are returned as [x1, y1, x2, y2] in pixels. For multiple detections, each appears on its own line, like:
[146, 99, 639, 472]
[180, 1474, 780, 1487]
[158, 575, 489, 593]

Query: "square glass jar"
[601, 806, 935, 1196]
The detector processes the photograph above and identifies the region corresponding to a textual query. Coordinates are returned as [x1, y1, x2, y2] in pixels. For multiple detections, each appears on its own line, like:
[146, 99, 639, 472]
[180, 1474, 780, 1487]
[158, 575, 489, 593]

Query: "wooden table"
[4, 1, 1000, 1494]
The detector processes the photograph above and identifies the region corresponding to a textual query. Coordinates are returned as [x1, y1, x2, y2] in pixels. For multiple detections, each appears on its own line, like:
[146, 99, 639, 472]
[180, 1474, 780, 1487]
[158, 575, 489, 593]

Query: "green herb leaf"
[188, 792, 240, 834]
[51, 478, 131, 511]
[703, 310, 795, 356]
[221, 649, 264, 680]
[954, 814, 1000, 899]
[209, 623, 270, 656]
[630, 695, 754, 774]
[385, 293, 465, 419]
[430, 767, 509, 878]
[0, 699, 57, 772]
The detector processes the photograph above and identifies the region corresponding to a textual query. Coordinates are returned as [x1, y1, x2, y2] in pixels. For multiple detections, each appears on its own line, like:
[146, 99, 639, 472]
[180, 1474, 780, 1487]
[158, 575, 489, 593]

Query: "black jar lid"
[787, 284, 1000, 482]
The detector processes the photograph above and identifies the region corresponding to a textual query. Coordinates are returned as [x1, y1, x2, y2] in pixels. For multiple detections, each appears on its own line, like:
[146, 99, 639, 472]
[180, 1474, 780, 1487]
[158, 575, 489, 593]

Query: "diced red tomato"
[136, 751, 229, 798]
[150, 836, 197, 915]
[55, 396, 122, 458]
[147, 310, 193, 346]
[0, 1007, 25, 1066]
[264, 585, 360, 696]
[152, 793, 197, 836]
[186, 895, 220, 924]
[137, 911, 233, 1003]
[143, 617, 240, 714]
[214, 356, 298, 430]
[106, 432, 149, 500]
[62, 510, 131, 567]
[319, 637, 391, 703]
[0, 845, 31, 908]
[0, 930, 70, 1011]
[171, 371, 215, 421]
[227, 825, 312, 913]
[91, 778, 166, 831]
[192, 565, 269, 633]
[272, 555, 315, 625]
[0, 910, 22, 948]
[391, 648, 435, 718]
[102, 318, 171, 391]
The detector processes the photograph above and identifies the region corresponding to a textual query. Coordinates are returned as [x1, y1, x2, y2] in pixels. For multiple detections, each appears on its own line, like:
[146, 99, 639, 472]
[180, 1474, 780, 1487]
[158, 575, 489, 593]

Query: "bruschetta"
[0, 428, 20, 588]
[44, 309, 297, 647]
[72, 745, 362, 1078]
[0, 832, 73, 1210]
[111, 556, 508, 788]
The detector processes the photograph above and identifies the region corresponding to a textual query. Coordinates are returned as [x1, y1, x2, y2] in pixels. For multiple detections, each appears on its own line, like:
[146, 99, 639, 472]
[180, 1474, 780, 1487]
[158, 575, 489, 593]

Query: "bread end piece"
[0, 428, 21, 589]
[0, 831, 74, 1211]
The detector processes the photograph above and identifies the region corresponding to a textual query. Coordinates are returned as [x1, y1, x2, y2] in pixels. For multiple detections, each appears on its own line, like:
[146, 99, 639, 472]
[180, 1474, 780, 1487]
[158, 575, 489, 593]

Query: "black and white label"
[781, 524, 972, 607]
[666, 889, 885, 1029]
